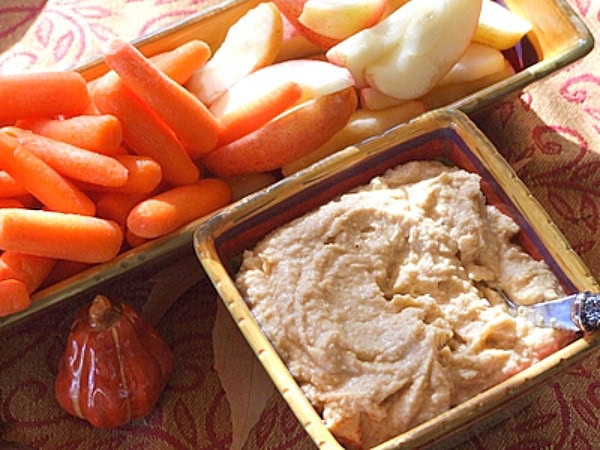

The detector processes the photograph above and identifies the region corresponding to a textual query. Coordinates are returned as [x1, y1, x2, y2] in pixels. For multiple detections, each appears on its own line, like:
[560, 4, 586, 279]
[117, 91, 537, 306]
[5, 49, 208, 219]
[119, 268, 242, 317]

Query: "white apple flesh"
[327, 0, 482, 99]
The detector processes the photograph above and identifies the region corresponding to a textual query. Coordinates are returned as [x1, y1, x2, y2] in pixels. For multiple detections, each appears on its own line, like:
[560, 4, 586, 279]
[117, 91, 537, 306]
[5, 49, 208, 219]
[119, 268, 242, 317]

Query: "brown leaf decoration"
[212, 300, 275, 450]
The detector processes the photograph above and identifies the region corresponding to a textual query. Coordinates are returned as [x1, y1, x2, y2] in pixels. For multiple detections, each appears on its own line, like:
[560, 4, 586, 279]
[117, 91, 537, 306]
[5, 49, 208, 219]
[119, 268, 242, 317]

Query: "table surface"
[2, 1, 600, 449]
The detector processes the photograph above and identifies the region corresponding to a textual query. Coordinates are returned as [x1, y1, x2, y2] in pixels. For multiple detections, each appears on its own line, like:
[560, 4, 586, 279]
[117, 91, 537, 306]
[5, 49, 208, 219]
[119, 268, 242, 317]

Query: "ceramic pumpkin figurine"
[54, 294, 174, 429]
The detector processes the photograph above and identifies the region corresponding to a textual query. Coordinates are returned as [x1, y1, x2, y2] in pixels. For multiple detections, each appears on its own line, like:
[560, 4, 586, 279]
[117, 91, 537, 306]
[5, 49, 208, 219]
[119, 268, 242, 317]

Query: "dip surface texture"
[235, 160, 571, 448]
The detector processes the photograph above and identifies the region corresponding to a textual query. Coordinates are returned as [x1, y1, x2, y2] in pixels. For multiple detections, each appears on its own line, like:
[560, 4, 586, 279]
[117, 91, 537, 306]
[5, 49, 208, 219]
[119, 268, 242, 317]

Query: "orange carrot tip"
[125, 228, 150, 248]
[0, 278, 31, 317]
[95, 191, 149, 226]
[102, 38, 219, 158]
[15, 114, 124, 155]
[77, 154, 162, 195]
[126, 178, 231, 239]
[0, 170, 28, 199]
[0, 71, 90, 123]
[4, 127, 129, 188]
[0, 208, 123, 263]
[0, 251, 56, 293]
[0, 131, 96, 216]
[150, 39, 212, 85]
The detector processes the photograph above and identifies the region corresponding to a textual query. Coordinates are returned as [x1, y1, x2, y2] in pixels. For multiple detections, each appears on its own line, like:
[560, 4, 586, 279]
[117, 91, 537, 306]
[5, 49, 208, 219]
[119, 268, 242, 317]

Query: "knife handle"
[573, 292, 600, 332]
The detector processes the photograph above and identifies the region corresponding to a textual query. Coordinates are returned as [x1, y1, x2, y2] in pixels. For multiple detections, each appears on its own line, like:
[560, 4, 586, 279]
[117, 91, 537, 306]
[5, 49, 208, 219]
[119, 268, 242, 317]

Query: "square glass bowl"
[0, 0, 593, 330]
[194, 108, 600, 449]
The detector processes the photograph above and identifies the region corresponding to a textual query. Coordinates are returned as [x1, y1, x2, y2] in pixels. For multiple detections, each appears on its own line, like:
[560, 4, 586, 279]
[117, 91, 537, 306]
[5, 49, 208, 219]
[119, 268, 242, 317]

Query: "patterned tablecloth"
[2, 1, 600, 449]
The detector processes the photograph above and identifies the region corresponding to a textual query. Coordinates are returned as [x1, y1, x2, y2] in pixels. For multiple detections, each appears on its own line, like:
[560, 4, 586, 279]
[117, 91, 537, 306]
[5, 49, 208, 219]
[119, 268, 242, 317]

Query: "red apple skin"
[201, 87, 358, 177]
[272, 0, 340, 49]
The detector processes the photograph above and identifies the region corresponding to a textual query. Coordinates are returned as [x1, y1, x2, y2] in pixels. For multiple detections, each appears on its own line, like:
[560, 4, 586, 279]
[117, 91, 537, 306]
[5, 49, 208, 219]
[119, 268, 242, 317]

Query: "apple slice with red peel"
[282, 99, 425, 175]
[209, 59, 355, 118]
[327, 0, 482, 99]
[185, 2, 283, 106]
[273, 0, 340, 49]
[298, 0, 389, 41]
[216, 81, 302, 147]
[201, 87, 358, 177]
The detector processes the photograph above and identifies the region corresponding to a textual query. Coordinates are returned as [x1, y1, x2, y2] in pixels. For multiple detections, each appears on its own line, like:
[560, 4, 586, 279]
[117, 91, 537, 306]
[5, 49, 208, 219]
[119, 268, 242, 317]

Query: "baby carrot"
[126, 178, 231, 239]
[76, 155, 162, 195]
[96, 191, 149, 226]
[150, 39, 212, 85]
[126, 229, 149, 248]
[89, 40, 211, 93]
[15, 114, 123, 155]
[102, 38, 219, 158]
[111, 154, 162, 193]
[0, 208, 123, 263]
[12, 194, 38, 208]
[0, 279, 30, 317]
[217, 81, 302, 147]
[0, 132, 96, 216]
[0, 71, 90, 123]
[90, 72, 200, 186]
[0, 170, 28, 198]
[0, 251, 56, 293]
[5, 127, 129, 188]
[0, 199, 25, 208]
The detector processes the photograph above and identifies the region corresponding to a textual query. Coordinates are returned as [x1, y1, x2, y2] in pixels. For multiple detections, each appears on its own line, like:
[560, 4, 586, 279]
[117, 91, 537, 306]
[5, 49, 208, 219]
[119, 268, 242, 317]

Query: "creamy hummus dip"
[236, 160, 572, 449]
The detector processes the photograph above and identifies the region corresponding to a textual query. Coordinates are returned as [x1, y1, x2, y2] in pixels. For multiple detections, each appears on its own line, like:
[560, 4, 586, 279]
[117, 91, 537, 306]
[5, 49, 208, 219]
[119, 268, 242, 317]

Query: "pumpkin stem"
[89, 295, 122, 330]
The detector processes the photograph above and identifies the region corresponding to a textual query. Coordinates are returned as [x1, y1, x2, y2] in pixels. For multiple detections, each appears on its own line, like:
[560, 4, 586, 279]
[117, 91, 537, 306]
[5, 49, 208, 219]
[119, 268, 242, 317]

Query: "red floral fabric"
[1, 0, 600, 449]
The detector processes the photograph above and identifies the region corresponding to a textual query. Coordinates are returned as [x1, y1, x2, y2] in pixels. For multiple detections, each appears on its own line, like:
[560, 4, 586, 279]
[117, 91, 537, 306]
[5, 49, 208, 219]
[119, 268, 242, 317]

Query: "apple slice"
[381, 0, 409, 17]
[201, 87, 358, 177]
[209, 59, 355, 118]
[436, 43, 506, 86]
[474, 0, 532, 50]
[185, 2, 283, 106]
[298, 0, 388, 41]
[359, 86, 407, 110]
[273, 0, 340, 49]
[282, 99, 425, 175]
[327, 0, 482, 99]
[216, 81, 302, 147]
[276, 11, 324, 61]
[422, 59, 515, 109]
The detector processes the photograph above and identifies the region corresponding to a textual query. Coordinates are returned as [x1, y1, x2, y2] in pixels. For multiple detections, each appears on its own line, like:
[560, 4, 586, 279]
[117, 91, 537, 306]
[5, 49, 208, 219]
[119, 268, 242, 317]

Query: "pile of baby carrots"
[0, 38, 241, 318]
